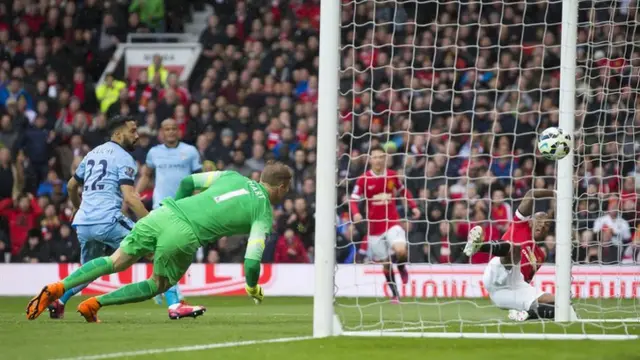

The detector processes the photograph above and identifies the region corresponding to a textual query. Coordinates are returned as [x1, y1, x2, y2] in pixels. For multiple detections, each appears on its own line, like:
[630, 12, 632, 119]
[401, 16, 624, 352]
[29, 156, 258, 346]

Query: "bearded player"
[26, 163, 291, 322]
[350, 145, 420, 303]
[47, 115, 148, 319]
[463, 188, 578, 321]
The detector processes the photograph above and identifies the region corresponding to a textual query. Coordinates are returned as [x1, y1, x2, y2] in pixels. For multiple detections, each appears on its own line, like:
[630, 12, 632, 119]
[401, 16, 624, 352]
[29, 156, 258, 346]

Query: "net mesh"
[334, 0, 640, 336]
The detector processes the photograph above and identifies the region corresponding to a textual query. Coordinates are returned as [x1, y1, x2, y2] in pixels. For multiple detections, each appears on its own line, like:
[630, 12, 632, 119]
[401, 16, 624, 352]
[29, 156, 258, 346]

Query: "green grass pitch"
[1, 296, 638, 360]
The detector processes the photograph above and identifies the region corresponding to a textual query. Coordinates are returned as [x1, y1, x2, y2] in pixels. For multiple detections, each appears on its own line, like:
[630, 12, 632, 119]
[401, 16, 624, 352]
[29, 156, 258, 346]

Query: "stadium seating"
[0, 0, 637, 268]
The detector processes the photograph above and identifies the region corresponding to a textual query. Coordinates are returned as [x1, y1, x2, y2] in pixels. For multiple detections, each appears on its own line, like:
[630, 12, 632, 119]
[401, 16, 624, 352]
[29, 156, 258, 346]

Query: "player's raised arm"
[243, 217, 271, 304]
[516, 188, 556, 218]
[174, 171, 225, 200]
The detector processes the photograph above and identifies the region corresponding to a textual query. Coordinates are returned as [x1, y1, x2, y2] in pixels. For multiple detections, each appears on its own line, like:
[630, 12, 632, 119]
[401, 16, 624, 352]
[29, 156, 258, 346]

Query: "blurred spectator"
[50, 223, 80, 263]
[226, 150, 252, 177]
[622, 229, 640, 264]
[97, 73, 127, 113]
[274, 228, 309, 263]
[129, 1, 166, 34]
[37, 170, 67, 198]
[593, 201, 632, 263]
[147, 54, 168, 86]
[0, 149, 24, 200]
[0, 77, 32, 110]
[0, 193, 42, 256]
[18, 228, 49, 263]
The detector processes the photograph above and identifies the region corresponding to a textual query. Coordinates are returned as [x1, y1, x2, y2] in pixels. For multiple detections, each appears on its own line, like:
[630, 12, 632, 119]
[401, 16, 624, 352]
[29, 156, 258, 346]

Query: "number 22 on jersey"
[84, 159, 108, 191]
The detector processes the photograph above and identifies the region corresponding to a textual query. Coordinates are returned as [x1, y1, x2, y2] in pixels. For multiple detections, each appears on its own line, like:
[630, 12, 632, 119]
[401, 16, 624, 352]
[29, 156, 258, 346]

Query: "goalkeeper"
[26, 162, 292, 322]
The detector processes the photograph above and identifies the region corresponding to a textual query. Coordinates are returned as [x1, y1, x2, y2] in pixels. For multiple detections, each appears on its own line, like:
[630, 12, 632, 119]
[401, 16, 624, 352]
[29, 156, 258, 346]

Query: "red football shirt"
[350, 169, 415, 236]
[501, 210, 546, 283]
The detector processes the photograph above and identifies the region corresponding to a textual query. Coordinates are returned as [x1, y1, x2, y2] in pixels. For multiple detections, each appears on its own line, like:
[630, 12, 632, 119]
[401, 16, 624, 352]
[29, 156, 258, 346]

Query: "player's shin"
[61, 257, 115, 290]
[164, 285, 180, 308]
[477, 241, 512, 256]
[59, 283, 90, 305]
[96, 278, 160, 306]
[382, 264, 399, 298]
[390, 254, 408, 284]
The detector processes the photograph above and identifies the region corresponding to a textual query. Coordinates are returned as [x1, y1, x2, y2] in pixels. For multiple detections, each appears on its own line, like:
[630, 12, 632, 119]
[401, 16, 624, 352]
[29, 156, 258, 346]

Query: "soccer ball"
[537, 127, 572, 160]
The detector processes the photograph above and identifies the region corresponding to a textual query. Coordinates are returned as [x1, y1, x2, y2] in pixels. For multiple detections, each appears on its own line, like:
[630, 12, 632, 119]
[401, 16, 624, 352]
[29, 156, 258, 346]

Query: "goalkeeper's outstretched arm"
[174, 171, 226, 200]
[243, 220, 270, 304]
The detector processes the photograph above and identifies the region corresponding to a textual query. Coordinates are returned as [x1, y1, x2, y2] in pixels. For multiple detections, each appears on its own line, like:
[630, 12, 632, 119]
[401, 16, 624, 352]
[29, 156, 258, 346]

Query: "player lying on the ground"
[463, 188, 578, 321]
[136, 118, 203, 319]
[26, 163, 292, 322]
[46, 116, 204, 321]
[349, 145, 420, 304]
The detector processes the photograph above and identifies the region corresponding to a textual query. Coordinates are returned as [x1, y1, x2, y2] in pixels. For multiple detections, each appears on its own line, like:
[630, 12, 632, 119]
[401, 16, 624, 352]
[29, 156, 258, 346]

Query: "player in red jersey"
[463, 188, 578, 321]
[350, 146, 420, 303]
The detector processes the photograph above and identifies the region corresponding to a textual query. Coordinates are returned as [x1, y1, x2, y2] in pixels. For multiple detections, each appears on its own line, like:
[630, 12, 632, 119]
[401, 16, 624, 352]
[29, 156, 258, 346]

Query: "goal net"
[322, 0, 640, 339]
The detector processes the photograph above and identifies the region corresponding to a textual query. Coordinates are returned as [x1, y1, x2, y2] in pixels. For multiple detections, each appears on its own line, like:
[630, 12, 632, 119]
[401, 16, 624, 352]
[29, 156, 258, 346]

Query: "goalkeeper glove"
[245, 284, 264, 304]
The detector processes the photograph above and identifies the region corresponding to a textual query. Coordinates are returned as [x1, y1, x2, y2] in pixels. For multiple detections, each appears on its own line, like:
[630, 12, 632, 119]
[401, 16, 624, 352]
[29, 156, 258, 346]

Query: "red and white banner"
[0, 264, 638, 298]
[124, 46, 199, 82]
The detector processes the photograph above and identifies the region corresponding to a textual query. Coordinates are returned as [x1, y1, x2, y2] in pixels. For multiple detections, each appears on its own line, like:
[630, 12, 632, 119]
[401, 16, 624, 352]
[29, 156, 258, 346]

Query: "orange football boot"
[77, 297, 102, 323]
[26, 282, 65, 320]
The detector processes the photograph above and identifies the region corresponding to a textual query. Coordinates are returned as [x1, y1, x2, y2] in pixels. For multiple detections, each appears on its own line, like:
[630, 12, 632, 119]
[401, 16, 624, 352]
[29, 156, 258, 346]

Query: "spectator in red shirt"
[490, 189, 512, 233]
[0, 193, 42, 256]
[274, 228, 309, 263]
[158, 73, 190, 105]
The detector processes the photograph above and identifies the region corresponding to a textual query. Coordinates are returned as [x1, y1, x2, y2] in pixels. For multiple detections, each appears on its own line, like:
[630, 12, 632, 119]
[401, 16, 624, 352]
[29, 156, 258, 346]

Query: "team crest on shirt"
[124, 167, 135, 177]
[387, 180, 395, 191]
[523, 247, 538, 268]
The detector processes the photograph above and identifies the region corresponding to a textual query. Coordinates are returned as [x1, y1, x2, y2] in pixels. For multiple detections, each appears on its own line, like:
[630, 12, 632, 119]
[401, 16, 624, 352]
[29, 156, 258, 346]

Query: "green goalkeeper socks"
[61, 257, 114, 290]
[97, 279, 159, 306]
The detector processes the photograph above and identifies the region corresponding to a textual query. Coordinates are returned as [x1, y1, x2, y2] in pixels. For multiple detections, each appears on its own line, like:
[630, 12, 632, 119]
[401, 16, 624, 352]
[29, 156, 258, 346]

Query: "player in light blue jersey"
[136, 118, 205, 319]
[48, 115, 150, 319]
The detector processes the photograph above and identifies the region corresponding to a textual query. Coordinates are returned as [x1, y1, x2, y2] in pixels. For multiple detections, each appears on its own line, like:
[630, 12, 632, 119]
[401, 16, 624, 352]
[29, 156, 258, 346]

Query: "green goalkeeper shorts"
[120, 206, 200, 285]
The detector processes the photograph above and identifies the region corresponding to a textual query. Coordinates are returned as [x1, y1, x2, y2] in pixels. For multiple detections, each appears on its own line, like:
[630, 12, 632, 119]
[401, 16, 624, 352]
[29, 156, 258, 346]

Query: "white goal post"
[314, 0, 640, 340]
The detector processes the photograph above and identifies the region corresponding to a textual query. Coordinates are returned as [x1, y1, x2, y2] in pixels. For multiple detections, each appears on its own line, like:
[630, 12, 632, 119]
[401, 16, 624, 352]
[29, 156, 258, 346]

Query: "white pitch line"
[50, 336, 314, 360]
[229, 313, 312, 317]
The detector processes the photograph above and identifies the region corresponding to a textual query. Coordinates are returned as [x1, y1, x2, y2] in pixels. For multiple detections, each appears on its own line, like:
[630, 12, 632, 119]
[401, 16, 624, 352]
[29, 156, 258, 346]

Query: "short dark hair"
[369, 144, 386, 154]
[107, 115, 135, 135]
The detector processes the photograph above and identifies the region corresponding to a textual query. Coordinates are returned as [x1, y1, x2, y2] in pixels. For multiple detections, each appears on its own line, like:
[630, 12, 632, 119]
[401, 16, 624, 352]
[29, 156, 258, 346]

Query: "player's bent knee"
[151, 275, 172, 294]
[537, 293, 555, 304]
[392, 242, 407, 258]
[110, 248, 140, 272]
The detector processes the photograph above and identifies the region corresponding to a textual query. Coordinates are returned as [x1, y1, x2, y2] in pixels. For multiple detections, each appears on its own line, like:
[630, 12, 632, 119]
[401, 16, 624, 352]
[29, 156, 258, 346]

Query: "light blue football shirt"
[73, 141, 138, 225]
[146, 142, 202, 209]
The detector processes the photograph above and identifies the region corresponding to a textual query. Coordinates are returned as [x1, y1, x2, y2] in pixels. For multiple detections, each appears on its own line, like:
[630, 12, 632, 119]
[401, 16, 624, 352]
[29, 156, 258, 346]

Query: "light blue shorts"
[75, 218, 134, 263]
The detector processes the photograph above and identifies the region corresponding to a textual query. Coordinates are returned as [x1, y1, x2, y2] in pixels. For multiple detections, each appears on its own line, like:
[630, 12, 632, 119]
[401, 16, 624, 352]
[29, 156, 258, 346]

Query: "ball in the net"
[537, 127, 572, 160]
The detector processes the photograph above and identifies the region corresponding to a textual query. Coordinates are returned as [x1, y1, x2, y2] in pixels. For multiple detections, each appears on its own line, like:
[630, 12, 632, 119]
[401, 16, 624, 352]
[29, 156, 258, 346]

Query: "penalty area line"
[50, 336, 314, 360]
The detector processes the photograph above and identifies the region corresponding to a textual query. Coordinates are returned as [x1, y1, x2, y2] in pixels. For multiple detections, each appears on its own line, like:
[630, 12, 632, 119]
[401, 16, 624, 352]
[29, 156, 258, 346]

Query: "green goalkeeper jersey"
[162, 171, 273, 260]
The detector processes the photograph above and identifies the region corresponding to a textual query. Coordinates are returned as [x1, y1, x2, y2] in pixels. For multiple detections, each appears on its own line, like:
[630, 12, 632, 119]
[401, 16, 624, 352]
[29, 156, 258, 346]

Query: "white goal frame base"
[332, 315, 640, 340]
